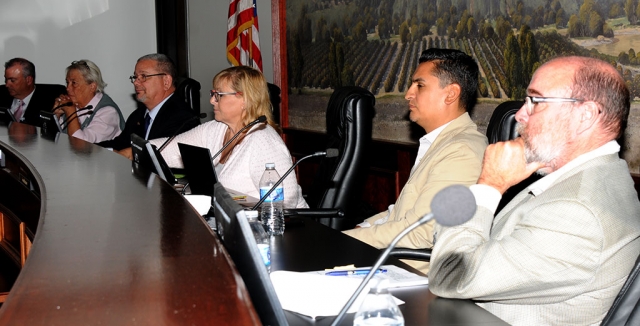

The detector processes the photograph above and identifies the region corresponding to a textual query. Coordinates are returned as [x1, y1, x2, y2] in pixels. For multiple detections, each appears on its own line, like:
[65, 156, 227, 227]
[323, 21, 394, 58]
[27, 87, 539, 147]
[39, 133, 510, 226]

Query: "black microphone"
[210, 115, 267, 163]
[250, 148, 339, 211]
[52, 101, 73, 112]
[59, 105, 93, 128]
[157, 115, 201, 152]
[329, 185, 477, 326]
[61, 110, 94, 130]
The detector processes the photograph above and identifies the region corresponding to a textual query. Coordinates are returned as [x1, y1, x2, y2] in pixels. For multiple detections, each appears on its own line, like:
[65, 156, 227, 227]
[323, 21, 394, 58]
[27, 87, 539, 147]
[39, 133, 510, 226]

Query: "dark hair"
[418, 48, 478, 111]
[137, 53, 177, 87]
[569, 57, 630, 139]
[5, 58, 36, 81]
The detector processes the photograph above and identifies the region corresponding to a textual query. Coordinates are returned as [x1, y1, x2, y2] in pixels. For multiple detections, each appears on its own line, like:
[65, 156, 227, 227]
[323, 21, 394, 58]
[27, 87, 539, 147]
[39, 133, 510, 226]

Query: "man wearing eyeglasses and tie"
[100, 53, 199, 153]
[428, 56, 640, 325]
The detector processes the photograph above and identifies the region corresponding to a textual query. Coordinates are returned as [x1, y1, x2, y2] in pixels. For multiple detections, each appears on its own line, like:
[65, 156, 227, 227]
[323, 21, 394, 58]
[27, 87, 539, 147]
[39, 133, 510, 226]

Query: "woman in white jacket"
[151, 66, 308, 209]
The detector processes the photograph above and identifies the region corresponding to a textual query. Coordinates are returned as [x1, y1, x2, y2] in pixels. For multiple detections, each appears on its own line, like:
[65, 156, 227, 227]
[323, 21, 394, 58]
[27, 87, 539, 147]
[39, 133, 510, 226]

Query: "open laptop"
[213, 182, 289, 326]
[177, 142, 218, 196]
[0, 107, 16, 125]
[39, 111, 63, 137]
[130, 133, 184, 186]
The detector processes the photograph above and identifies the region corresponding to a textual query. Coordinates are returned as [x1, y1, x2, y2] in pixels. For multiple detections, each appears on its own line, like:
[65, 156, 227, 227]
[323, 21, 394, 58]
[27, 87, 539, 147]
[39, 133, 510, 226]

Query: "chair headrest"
[326, 86, 375, 140]
[486, 100, 524, 144]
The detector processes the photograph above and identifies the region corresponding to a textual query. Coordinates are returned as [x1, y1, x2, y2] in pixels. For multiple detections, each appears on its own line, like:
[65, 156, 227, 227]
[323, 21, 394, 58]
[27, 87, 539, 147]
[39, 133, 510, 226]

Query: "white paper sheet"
[183, 195, 211, 215]
[270, 270, 404, 319]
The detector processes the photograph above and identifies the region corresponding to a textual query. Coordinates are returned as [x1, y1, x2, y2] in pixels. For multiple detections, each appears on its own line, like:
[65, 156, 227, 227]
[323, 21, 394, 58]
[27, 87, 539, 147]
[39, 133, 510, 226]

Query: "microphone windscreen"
[431, 185, 476, 227]
[257, 115, 267, 123]
[325, 148, 339, 158]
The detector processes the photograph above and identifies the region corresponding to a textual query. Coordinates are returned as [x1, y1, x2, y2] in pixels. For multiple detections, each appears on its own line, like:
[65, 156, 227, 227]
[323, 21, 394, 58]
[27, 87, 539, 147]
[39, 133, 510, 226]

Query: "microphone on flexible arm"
[52, 101, 73, 111]
[61, 110, 94, 130]
[59, 105, 93, 129]
[210, 115, 267, 163]
[329, 184, 477, 326]
[250, 148, 340, 211]
[157, 115, 201, 152]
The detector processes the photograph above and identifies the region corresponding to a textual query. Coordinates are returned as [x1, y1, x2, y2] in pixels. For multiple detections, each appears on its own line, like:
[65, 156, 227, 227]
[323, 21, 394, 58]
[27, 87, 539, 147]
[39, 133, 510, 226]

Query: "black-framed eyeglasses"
[210, 90, 242, 101]
[129, 73, 166, 83]
[523, 96, 584, 115]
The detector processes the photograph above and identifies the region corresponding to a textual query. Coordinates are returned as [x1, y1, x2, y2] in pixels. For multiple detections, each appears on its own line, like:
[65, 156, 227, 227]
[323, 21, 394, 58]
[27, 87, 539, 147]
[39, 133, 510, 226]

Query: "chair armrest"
[283, 208, 345, 218]
[388, 248, 432, 262]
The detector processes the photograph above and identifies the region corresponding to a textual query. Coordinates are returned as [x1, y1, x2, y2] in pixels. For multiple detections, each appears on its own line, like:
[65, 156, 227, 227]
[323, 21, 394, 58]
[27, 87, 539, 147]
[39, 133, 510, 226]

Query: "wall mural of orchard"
[285, 0, 640, 173]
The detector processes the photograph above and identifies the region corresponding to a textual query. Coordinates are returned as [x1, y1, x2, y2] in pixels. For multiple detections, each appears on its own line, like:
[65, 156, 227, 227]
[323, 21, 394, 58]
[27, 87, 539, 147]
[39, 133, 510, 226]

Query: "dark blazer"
[98, 94, 199, 150]
[0, 84, 67, 127]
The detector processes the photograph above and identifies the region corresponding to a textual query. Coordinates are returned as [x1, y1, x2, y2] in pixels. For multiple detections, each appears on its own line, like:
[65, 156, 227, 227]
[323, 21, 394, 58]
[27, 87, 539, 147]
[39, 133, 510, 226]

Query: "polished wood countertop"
[0, 123, 259, 325]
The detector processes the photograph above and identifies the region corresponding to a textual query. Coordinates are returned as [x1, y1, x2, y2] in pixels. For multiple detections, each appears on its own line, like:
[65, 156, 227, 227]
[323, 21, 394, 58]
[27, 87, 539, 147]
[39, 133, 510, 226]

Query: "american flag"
[226, 0, 263, 72]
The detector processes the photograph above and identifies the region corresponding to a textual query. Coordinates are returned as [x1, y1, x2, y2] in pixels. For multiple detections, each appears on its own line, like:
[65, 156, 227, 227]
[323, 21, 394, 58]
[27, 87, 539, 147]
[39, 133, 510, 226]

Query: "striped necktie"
[14, 100, 24, 121]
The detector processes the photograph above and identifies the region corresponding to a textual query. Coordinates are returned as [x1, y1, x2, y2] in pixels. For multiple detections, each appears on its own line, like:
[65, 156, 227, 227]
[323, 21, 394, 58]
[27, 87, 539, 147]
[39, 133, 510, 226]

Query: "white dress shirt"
[11, 88, 35, 121]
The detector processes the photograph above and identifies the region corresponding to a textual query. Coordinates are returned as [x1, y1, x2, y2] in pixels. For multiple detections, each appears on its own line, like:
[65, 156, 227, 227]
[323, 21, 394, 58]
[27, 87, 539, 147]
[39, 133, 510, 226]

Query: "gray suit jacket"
[428, 154, 640, 326]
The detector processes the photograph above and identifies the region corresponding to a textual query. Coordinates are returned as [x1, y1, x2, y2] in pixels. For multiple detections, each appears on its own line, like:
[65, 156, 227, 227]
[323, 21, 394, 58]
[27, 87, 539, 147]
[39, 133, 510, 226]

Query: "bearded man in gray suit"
[428, 56, 640, 326]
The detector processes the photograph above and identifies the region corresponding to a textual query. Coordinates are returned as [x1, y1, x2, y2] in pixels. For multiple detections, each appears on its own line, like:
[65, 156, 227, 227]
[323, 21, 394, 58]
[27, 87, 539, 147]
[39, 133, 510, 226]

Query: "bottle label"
[257, 243, 271, 267]
[260, 187, 284, 203]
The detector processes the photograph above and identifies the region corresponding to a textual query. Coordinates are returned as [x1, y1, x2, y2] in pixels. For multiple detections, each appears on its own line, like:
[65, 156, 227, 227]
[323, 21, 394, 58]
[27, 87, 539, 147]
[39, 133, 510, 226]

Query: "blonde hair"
[212, 66, 278, 131]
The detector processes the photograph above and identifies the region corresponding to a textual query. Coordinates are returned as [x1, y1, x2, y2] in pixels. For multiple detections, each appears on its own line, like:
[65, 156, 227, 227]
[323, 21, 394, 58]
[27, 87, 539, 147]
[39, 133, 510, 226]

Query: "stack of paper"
[270, 266, 419, 319]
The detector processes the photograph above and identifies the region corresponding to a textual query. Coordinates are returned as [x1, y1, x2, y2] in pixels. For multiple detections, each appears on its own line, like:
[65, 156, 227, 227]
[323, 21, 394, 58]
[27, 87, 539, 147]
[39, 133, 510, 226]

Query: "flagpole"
[248, 19, 254, 68]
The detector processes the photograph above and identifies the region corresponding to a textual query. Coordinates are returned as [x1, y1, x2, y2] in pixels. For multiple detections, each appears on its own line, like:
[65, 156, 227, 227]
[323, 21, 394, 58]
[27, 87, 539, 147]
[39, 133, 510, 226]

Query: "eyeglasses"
[523, 96, 584, 115]
[71, 60, 90, 68]
[210, 90, 242, 101]
[129, 73, 166, 83]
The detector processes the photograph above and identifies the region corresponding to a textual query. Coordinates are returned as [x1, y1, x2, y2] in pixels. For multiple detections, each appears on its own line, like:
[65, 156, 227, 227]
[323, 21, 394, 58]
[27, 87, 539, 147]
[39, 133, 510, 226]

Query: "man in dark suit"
[99, 54, 199, 153]
[1, 58, 66, 126]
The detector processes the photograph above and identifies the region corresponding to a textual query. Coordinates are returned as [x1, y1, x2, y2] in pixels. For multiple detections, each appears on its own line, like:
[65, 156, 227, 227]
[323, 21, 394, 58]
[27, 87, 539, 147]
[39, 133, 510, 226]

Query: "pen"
[325, 269, 387, 276]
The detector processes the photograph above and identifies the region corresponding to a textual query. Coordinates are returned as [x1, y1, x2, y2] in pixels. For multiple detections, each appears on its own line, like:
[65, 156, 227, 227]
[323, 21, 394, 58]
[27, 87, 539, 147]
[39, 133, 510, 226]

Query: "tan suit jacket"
[428, 154, 640, 326]
[343, 113, 487, 273]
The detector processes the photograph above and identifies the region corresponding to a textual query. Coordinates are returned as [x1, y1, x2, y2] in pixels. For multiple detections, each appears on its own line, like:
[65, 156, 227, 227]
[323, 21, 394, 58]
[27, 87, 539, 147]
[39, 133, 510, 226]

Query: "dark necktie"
[144, 114, 151, 135]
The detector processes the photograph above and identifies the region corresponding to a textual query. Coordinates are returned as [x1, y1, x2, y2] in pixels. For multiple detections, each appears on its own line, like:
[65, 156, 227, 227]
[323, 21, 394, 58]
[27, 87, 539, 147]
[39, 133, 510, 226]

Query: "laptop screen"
[130, 133, 176, 184]
[177, 142, 218, 196]
[213, 183, 288, 326]
[0, 107, 16, 125]
[39, 110, 63, 136]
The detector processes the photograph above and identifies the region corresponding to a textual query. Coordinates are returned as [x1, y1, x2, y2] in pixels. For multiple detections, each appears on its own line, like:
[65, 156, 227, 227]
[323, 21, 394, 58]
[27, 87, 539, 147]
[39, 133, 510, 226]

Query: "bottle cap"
[245, 210, 259, 220]
[369, 279, 390, 294]
[265, 163, 275, 169]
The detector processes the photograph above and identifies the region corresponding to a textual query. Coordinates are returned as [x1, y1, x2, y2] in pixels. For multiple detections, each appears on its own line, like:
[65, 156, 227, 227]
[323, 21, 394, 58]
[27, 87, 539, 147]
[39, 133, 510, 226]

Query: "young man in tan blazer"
[343, 49, 488, 273]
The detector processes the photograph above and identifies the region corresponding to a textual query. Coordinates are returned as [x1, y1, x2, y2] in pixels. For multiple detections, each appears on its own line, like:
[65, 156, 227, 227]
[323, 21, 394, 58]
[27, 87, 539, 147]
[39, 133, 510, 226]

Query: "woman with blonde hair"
[151, 66, 307, 208]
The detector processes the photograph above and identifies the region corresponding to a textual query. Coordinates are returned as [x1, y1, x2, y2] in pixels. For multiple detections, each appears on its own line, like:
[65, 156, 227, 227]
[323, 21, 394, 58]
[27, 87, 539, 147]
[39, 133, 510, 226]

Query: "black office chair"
[601, 253, 640, 326]
[487, 100, 542, 213]
[286, 86, 375, 231]
[389, 100, 530, 262]
[267, 83, 281, 125]
[175, 77, 201, 117]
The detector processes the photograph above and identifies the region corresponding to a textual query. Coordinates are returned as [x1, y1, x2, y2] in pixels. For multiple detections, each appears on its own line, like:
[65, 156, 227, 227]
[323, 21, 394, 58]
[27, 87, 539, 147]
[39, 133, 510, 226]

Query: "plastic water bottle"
[353, 280, 404, 326]
[246, 210, 271, 273]
[259, 163, 285, 235]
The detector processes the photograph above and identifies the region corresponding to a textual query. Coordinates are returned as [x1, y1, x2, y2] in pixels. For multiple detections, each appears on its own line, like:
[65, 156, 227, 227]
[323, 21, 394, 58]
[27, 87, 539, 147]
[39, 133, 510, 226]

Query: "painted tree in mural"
[625, 0, 638, 25]
[504, 31, 523, 99]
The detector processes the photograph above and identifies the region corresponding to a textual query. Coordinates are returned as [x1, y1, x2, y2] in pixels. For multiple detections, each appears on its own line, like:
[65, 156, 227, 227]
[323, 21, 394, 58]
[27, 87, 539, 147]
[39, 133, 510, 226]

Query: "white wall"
[187, 0, 273, 121]
[0, 0, 156, 117]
